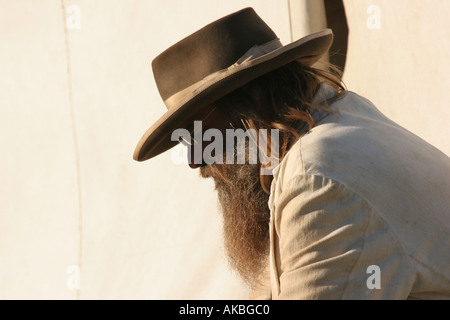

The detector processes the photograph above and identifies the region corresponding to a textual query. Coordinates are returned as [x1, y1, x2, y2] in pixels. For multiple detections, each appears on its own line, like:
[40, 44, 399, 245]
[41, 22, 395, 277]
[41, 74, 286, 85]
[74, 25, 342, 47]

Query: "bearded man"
[133, 8, 450, 299]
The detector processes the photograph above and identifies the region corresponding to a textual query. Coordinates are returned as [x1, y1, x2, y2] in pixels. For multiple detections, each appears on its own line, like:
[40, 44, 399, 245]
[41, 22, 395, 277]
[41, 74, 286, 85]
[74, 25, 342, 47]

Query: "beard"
[200, 162, 271, 288]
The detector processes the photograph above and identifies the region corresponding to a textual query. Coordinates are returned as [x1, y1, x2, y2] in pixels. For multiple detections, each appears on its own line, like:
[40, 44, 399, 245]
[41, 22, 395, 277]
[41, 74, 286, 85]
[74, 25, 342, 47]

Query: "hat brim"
[133, 29, 333, 161]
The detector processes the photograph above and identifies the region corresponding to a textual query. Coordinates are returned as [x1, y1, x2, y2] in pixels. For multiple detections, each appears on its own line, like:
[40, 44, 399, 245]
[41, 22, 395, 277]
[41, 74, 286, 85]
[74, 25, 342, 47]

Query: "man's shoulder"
[276, 88, 449, 199]
[277, 91, 380, 183]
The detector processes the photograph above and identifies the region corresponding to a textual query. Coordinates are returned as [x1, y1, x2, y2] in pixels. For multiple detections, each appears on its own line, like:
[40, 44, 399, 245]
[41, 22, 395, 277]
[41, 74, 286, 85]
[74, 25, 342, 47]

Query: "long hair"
[214, 61, 347, 193]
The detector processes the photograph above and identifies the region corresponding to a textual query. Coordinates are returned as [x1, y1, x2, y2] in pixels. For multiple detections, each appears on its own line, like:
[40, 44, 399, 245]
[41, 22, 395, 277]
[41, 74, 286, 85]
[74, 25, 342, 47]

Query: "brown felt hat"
[133, 7, 333, 161]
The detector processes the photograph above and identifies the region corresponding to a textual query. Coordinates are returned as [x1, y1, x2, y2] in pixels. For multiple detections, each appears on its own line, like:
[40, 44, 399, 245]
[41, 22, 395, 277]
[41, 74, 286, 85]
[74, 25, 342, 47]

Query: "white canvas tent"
[0, 0, 448, 299]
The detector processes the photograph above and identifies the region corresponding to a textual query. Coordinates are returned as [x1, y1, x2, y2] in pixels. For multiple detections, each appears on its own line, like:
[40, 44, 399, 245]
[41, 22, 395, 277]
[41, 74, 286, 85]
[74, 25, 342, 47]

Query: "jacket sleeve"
[271, 174, 412, 299]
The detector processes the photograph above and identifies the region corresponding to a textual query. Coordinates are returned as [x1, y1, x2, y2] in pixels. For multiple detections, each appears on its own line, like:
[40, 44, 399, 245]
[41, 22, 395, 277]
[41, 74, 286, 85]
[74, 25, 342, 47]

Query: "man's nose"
[189, 162, 202, 169]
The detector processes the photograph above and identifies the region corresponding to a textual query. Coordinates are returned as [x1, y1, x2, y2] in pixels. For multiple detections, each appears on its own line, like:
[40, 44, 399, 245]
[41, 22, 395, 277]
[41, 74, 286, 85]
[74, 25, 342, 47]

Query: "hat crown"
[152, 7, 278, 104]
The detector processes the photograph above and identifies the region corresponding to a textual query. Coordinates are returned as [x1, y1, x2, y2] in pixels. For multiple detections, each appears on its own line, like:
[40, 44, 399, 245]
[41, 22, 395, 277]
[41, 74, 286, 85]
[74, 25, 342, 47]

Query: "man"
[133, 8, 450, 299]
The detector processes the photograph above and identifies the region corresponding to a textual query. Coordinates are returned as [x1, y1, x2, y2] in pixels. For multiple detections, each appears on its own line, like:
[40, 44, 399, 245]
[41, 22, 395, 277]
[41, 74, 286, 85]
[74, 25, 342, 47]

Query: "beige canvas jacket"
[250, 85, 450, 299]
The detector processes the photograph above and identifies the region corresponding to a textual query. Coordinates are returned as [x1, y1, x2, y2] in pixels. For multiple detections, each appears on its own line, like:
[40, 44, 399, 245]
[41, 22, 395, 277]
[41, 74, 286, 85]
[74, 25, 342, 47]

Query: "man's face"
[199, 159, 270, 287]
[181, 102, 272, 287]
